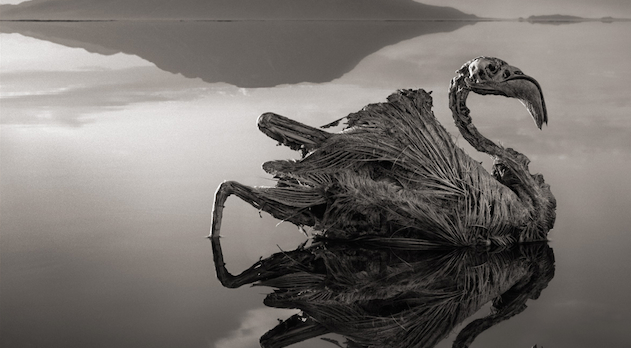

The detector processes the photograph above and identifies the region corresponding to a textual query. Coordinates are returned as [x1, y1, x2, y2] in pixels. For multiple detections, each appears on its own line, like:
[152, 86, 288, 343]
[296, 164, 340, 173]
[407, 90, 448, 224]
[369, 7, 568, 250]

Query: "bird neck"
[448, 74, 504, 157]
[448, 73, 555, 235]
[448, 73, 534, 184]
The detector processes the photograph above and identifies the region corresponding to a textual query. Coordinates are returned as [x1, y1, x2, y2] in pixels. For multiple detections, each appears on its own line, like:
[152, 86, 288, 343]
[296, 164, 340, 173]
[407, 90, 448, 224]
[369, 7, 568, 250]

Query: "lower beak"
[504, 74, 548, 129]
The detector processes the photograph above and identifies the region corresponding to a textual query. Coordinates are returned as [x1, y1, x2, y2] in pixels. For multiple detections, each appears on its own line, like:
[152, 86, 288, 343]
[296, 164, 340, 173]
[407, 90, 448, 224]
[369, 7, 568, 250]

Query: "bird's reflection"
[212, 235, 554, 348]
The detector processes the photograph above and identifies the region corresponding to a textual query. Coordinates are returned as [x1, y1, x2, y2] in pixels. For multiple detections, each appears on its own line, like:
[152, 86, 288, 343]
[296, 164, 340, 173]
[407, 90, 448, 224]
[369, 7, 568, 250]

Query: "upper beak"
[467, 65, 548, 129]
[504, 72, 548, 129]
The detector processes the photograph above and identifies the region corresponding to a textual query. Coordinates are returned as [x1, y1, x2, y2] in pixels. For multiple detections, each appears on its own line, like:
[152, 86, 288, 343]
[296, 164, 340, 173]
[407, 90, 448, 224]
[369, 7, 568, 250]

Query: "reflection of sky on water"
[215, 308, 301, 348]
[3, 22, 631, 155]
[2, 21, 631, 348]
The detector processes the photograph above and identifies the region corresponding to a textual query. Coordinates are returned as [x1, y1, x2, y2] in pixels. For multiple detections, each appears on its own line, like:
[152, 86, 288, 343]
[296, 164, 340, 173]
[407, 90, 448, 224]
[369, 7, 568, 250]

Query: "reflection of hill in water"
[1, 20, 472, 87]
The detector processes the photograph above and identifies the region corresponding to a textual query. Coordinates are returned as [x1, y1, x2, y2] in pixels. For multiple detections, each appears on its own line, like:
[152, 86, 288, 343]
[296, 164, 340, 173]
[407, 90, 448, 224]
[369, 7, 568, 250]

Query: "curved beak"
[466, 64, 548, 129]
[504, 72, 548, 129]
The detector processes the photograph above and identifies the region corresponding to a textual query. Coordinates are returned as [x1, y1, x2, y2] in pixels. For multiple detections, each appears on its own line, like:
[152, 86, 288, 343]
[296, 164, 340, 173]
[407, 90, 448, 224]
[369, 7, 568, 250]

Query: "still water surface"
[1, 20, 631, 347]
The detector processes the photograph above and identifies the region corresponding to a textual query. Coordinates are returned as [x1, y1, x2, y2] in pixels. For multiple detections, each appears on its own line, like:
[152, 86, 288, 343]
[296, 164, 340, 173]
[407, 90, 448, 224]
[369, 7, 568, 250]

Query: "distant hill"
[0, 0, 477, 20]
[518, 14, 628, 25]
[526, 15, 585, 22]
[0, 20, 473, 87]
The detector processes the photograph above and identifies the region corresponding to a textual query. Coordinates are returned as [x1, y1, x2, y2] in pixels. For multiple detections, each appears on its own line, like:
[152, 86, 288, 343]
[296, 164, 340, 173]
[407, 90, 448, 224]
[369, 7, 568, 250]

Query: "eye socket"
[488, 64, 497, 73]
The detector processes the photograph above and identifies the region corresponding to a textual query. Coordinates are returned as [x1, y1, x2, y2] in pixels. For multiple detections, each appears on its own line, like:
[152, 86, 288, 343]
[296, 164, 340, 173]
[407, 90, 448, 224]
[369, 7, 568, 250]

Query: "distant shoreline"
[1, 18, 629, 23]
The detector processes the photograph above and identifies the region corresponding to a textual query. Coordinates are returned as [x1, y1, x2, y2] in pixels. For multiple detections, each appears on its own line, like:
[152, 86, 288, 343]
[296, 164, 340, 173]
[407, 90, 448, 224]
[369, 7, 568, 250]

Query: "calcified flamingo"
[209, 57, 556, 254]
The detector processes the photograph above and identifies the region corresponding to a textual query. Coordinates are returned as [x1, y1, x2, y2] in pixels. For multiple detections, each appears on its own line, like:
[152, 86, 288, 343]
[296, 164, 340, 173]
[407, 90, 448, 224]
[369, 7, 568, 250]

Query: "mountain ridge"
[0, 0, 478, 20]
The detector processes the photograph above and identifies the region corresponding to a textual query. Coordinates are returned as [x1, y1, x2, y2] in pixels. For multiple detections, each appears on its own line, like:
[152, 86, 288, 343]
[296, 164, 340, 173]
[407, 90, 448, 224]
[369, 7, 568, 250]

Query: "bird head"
[458, 57, 548, 129]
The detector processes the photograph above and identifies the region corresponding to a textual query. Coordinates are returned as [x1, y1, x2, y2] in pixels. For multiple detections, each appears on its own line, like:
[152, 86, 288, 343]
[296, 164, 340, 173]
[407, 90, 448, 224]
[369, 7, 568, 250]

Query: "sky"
[0, 0, 630, 18]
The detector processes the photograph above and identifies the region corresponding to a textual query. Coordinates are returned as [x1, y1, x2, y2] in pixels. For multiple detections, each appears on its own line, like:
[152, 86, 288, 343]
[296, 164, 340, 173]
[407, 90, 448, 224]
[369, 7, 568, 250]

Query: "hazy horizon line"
[1, 17, 630, 22]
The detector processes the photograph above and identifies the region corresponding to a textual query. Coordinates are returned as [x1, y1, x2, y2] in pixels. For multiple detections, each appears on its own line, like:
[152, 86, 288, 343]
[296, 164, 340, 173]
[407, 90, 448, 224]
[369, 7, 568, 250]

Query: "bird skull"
[461, 57, 548, 129]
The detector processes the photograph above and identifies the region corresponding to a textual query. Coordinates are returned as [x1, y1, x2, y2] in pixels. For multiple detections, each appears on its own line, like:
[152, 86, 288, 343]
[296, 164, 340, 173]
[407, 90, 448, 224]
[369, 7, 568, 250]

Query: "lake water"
[1, 20, 631, 348]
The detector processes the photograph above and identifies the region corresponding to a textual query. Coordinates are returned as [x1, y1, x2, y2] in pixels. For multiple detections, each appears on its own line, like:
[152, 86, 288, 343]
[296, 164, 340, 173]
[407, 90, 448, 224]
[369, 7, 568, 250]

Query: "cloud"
[0, 66, 209, 126]
[214, 307, 299, 348]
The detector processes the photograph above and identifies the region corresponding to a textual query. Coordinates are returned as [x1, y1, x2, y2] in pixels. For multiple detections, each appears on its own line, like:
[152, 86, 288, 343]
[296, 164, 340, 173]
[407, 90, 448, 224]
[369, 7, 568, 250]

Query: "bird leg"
[210, 230, 317, 288]
[258, 112, 332, 157]
[210, 112, 334, 287]
[209, 181, 324, 287]
[211, 181, 319, 237]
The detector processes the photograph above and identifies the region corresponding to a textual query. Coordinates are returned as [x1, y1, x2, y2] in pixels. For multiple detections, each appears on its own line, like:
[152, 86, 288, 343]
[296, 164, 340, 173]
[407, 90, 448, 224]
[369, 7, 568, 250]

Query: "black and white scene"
[1, 1, 630, 347]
